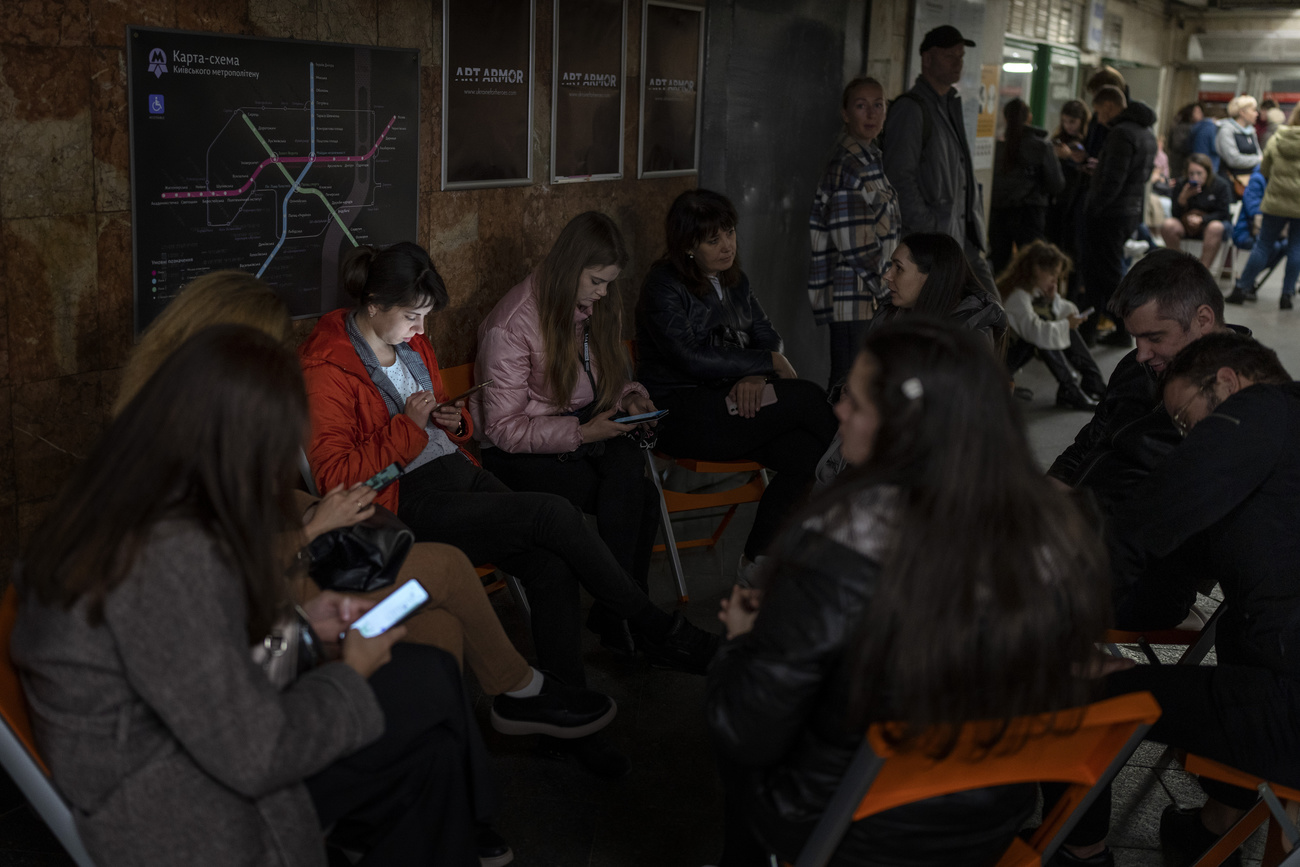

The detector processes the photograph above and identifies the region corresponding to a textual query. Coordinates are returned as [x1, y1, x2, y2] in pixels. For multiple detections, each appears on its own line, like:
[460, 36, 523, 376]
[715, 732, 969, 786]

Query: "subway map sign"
[127, 28, 420, 332]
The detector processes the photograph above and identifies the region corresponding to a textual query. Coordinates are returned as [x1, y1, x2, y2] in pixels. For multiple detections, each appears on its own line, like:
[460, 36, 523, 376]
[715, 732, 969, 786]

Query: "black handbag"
[306, 504, 414, 593]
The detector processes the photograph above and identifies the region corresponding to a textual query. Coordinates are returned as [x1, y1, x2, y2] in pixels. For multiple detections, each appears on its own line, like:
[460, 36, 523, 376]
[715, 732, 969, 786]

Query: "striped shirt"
[808, 133, 901, 325]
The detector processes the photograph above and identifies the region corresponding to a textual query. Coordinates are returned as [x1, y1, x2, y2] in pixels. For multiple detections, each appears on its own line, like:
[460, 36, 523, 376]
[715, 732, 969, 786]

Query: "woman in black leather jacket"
[636, 189, 838, 569]
[706, 319, 1110, 866]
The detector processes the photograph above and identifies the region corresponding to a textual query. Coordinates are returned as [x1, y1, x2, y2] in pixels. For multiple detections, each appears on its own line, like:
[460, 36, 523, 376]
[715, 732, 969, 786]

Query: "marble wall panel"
[377, 0, 435, 62]
[12, 371, 105, 502]
[90, 48, 128, 213]
[0, 47, 94, 219]
[250, 0, 320, 40]
[0, 232, 8, 387]
[320, 0, 377, 45]
[96, 213, 133, 371]
[16, 498, 54, 552]
[90, 0, 175, 47]
[176, 0, 254, 34]
[429, 302, 490, 367]
[1, 0, 92, 47]
[0, 388, 13, 508]
[3, 215, 100, 383]
[0, 505, 17, 592]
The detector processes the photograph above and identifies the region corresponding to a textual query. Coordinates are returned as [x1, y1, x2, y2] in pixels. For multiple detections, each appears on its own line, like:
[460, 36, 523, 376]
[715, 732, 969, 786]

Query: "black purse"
[306, 504, 414, 593]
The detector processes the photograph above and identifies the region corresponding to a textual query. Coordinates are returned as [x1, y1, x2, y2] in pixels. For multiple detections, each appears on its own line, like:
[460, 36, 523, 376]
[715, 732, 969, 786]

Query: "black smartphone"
[362, 463, 402, 492]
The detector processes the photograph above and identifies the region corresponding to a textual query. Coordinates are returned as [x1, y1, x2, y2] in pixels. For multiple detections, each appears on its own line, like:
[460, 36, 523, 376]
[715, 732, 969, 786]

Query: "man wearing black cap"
[881, 25, 997, 294]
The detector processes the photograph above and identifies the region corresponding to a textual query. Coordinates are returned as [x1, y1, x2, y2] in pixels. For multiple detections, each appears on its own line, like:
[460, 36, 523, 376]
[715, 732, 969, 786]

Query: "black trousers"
[306, 644, 492, 866]
[653, 379, 839, 561]
[828, 321, 869, 399]
[1005, 332, 1105, 392]
[1080, 213, 1140, 343]
[989, 205, 1047, 275]
[482, 435, 659, 593]
[395, 453, 659, 687]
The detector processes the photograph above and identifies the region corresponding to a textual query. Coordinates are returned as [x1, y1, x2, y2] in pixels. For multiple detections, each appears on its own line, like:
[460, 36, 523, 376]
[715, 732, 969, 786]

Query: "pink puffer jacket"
[474, 274, 648, 453]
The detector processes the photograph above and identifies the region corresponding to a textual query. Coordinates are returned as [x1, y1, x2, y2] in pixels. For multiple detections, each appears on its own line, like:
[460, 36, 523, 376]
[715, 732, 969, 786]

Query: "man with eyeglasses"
[1048, 248, 1245, 514]
[1101, 331, 1300, 867]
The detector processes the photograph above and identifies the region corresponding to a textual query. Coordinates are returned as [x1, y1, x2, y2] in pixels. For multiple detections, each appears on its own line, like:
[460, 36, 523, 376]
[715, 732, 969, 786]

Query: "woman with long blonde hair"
[475, 211, 661, 646]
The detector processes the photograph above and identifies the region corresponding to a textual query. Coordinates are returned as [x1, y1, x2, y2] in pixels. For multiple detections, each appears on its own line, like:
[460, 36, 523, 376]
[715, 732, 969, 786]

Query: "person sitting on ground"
[635, 189, 838, 582]
[1160, 153, 1233, 268]
[998, 240, 1106, 411]
[116, 270, 616, 755]
[706, 318, 1110, 866]
[1074, 332, 1300, 867]
[13, 325, 494, 866]
[299, 241, 719, 779]
[1226, 165, 1289, 304]
[1048, 249, 1244, 515]
[474, 211, 661, 653]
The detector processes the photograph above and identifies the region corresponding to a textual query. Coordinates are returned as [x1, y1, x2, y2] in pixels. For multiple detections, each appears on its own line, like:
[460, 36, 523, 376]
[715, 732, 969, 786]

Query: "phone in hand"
[436, 379, 494, 409]
[350, 579, 429, 638]
[725, 383, 778, 415]
[1077, 307, 1096, 319]
[612, 409, 670, 424]
[362, 463, 402, 492]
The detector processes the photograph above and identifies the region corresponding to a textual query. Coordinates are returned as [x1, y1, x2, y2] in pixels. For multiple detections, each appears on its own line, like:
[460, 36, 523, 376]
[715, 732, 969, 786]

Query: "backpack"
[880, 91, 932, 153]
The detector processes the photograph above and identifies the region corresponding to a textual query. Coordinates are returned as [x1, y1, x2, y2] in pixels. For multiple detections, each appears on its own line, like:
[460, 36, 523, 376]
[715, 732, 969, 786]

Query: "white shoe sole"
[489, 699, 617, 739]
[480, 847, 514, 867]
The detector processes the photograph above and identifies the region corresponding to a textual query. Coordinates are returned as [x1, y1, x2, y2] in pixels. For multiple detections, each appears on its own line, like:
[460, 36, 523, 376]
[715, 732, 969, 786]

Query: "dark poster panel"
[552, 0, 626, 182]
[126, 28, 420, 332]
[442, 0, 534, 188]
[639, 1, 703, 177]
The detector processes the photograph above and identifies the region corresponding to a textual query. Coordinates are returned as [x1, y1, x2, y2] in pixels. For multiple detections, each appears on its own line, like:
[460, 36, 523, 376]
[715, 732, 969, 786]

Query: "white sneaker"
[736, 554, 772, 588]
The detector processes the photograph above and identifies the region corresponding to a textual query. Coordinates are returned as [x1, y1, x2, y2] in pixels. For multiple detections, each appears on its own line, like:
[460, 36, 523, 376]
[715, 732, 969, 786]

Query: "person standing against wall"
[880, 25, 997, 295]
[1080, 86, 1157, 348]
[808, 76, 900, 396]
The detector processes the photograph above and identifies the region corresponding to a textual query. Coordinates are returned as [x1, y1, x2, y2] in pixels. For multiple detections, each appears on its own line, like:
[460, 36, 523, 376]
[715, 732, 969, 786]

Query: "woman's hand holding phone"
[304, 591, 406, 677]
[580, 409, 635, 443]
[718, 584, 763, 639]
[302, 484, 376, 542]
[342, 625, 406, 679]
[620, 393, 660, 426]
[430, 399, 464, 432]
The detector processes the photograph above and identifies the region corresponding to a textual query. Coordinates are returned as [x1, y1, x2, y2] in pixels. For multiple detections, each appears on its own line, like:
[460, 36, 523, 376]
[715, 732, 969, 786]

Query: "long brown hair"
[536, 212, 632, 412]
[798, 319, 1109, 755]
[1054, 99, 1089, 144]
[658, 188, 743, 298]
[995, 239, 1071, 300]
[115, 270, 292, 415]
[21, 325, 308, 640]
[1002, 98, 1030, 171]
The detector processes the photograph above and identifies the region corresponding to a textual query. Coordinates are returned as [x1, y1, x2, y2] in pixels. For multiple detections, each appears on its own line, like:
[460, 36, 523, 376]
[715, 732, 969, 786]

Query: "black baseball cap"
[920, 25, 976, 52]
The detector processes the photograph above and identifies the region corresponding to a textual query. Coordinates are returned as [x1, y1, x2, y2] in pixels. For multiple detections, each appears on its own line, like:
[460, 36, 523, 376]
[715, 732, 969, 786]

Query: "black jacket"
[1170, 174, 1233, 224]
[1085, 101, 1158, 218]
[1048, 325, 1249, 513]
[706, 509, 1035, 865]
[991, 126, 1066, 210]
[1111, 383, 1300, 680]
[634, 264, 781, 396]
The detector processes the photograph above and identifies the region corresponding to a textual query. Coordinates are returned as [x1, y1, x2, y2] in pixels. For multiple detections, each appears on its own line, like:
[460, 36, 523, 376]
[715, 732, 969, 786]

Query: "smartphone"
[362, 463, 401, 492]
[1077, 306, 1096, 319]
[436, 379, 494, 408]
[612, 409, 670, 424]
[350, 579, 430, 638]
[725, 383, 778, 415]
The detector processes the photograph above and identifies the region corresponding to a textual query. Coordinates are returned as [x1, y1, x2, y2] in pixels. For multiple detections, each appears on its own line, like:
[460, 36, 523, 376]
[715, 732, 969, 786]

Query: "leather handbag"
[250, 606, 321, 690]
[306, 504, 414, 593]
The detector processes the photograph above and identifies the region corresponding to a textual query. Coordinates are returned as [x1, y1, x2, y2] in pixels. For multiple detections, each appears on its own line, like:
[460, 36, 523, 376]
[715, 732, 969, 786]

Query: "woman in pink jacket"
[475, 212, 661, 652]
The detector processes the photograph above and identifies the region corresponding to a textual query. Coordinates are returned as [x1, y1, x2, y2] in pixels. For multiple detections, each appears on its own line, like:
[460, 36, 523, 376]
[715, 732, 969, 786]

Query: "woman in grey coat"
[12, 325, 490, 867]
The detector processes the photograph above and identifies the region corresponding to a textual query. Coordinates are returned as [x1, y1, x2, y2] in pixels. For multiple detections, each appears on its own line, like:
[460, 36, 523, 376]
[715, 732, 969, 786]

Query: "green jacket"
[1261, 125, 1300, 219]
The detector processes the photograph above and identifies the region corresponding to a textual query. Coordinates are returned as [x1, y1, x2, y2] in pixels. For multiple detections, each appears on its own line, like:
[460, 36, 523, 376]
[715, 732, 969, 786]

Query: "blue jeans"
[1236, 214, 1300, 297]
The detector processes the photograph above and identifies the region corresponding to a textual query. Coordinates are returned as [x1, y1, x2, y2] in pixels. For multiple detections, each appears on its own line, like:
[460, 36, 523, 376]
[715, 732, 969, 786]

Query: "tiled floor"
[0, 259, 1294, 866]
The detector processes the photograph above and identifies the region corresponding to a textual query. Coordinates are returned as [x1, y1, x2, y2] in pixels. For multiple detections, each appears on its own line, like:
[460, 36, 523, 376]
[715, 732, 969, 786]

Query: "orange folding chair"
[0, 588, 97, 866]
[792, 692, 1162, 867]
[1102, 601, 1224, 667]
[1180, 754, 1300, 867]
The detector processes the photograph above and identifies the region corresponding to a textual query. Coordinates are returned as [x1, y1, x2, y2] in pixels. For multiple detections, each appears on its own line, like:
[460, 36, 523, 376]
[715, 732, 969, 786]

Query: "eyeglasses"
[1169, 382, 1212, 438]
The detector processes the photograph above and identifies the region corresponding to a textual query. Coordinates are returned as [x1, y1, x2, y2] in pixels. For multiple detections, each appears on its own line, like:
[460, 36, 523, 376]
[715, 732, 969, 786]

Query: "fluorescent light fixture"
[1199, 73, 1239, 83]
[1003, 62, 1035, 73]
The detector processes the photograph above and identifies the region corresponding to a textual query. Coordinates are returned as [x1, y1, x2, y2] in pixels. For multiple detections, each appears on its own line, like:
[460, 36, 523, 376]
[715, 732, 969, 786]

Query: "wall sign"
[126, 27, 420, 332]
[552, 0, 627, 183]
[442, 0, 535, 189]
[638, 1, 704, 178]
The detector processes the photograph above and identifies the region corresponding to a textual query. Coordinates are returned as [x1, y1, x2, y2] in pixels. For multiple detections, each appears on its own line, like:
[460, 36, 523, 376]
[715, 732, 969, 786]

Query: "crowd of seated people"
[11, 153, 1300, 867]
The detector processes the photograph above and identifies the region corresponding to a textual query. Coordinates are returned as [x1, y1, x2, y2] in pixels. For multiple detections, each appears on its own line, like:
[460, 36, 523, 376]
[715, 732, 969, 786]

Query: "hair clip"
[900, 377, 924, 400]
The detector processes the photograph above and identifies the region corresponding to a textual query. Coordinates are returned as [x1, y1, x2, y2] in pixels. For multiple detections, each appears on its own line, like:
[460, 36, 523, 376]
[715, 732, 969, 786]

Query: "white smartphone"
[1077, 307, 1096, 318]
[612, 409, 670, 424]
[350, 579, 430, 638]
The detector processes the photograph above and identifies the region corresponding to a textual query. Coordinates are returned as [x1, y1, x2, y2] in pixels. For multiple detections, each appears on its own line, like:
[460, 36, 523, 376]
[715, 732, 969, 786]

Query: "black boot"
[635, 612, 720, 675]
[586, 602, 636, 656]
[1056, 383, 1100, 411]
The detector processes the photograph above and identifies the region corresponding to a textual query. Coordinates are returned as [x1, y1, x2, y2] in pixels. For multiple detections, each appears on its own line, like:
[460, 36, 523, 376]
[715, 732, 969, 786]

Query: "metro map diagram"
[128, 29, 420, 331]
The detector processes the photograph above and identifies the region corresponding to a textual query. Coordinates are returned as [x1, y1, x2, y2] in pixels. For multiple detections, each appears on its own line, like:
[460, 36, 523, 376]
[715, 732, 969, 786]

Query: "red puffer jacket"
[298, 309, 475, 513]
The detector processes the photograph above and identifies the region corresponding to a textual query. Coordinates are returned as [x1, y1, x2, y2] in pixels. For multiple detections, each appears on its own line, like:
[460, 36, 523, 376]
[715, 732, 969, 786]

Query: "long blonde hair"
[536, 212, 631, 412]
[115, 271, 292, 414]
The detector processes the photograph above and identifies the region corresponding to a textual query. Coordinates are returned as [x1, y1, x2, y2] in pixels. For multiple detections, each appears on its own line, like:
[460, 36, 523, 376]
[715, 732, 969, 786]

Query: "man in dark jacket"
[1080, 86, 1158, 347]
[880, 25, 997, 294]
[1104, 332, 1300, 866]
[1048, 250, 1241, 514]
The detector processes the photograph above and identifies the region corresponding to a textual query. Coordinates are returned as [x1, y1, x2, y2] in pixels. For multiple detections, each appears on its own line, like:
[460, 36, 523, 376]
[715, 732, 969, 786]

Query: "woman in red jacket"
[299, 241, 718, 776]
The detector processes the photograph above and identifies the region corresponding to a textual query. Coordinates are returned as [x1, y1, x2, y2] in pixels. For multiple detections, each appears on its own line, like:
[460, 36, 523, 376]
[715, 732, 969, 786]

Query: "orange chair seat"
[1185, 754, 1300, 802]
[1103, 627, 1207, 645]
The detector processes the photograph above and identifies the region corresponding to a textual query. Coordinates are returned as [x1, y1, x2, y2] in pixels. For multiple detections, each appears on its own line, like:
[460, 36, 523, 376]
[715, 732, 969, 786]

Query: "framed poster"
[442, 0, 535, 189]
[126, 27, 420, 332]
[551, 0, 627, 183]
[638, 1, 704, 178]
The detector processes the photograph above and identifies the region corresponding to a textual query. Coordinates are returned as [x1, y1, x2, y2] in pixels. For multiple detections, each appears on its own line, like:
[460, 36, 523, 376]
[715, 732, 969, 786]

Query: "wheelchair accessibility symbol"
[149, 94, 165, 115]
